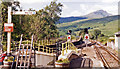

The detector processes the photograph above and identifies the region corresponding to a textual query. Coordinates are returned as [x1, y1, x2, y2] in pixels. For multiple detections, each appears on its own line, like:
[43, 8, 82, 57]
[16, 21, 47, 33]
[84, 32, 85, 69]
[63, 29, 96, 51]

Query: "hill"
[84, 10, 112, 18]
[57, 15, 119, 30]
[57, 10, 112, 24]
[57, 15, 120, 36]
[57, 17, 87, 24]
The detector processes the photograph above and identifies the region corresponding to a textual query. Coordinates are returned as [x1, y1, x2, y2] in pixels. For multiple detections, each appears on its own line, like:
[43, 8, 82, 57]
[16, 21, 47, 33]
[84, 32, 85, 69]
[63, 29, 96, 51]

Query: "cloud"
[78, 3, 118, 15]
[63, 4, 69, 10]
[69, 10, 82, 17]
[19, 0, 53, 4]
[101, 0, 120, 3]
[17, 0, 118, 17]
[18, 0, 119, 4]
[58, 0, 119, 3]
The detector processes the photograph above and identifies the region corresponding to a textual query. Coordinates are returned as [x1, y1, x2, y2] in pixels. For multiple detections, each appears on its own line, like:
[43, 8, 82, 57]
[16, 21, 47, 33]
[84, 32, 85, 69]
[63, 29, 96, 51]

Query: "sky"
[15, 0, 119, 17]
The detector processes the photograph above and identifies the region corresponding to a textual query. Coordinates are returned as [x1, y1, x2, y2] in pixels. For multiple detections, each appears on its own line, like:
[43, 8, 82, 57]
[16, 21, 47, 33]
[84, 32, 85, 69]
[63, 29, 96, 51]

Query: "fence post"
[38, 40, 40, 51]
[62, 43, 64, 56]
[49, 48, 50, 53]
[27, 40, 28, 45]
[33, 41, 34, 49]
[52, 48, 53, 54]
[46, 47, 48, 53]
[43, 45, 44, 52]
[66, 42, 67, 53]
[68, 42, 70, 50]
[41, 40, 43, 45]
[40, 40, 41, 45]
[47, 39, 48, 45]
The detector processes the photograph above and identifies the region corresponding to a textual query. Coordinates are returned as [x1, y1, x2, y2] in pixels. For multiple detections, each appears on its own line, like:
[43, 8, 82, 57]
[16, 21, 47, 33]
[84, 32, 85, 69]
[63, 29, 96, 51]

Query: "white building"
[107, 31, 120, 51]
[107, 37, 115, 49]
[115, 31, 120, 50]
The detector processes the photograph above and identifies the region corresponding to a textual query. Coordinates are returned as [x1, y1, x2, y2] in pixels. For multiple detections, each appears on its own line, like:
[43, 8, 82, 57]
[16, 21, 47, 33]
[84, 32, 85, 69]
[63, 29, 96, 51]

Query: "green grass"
[57, 15, 119, 44]
[88, 20, 118, 36]
[57, 15, 119, 37]
[57, 19, 90, 28]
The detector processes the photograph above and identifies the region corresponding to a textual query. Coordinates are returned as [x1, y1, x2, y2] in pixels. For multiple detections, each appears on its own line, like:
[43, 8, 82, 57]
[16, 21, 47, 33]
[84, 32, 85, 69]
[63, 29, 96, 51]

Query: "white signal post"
[84, 34, 89, 47]
[67, 35, 71, 42]
[7, 6, 12, 55]
[6, 6, 36, 55]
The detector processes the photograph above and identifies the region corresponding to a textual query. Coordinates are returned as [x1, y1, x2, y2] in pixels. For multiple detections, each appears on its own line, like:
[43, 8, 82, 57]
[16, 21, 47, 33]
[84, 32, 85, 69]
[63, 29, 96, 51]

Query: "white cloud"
[78, 3, 118, 15]
[102, 5, 118, 15]
[17, 0, 119, 17]
[58, 0, 119, 3]
[63, 4, 69, 10]
[101, 0, 120, 3]
[69, 10, 82, 16]
[18, 0, 119, 4]
[18, 0, 53, 4]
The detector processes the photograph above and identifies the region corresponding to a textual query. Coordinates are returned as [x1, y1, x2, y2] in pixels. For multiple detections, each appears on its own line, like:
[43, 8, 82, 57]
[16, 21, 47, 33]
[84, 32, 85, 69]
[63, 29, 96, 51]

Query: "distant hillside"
[57, 15, 120, 36]
[84, 10, 112, 18]
[58, 15, 119, 30]
[57, 17, 87, 24]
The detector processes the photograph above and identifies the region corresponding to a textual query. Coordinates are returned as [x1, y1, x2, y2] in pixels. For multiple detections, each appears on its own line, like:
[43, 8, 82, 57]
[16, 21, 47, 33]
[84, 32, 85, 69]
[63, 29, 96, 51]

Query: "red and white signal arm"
[4, 23, 14, 32]
[84, 34, 89, 40]
[67, 35, 71, 41]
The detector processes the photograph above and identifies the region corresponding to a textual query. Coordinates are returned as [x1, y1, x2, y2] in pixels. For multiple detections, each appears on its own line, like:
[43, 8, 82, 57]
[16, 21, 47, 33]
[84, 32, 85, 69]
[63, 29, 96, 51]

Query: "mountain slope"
[57, 17, 87, 24]
[57, 15, 119, 30]
[57, 15, 120, 36]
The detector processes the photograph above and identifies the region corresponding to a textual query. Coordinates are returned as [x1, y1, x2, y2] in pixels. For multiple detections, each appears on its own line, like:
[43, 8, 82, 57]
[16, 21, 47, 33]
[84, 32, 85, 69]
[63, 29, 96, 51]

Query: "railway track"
[93, 41, 120, 69]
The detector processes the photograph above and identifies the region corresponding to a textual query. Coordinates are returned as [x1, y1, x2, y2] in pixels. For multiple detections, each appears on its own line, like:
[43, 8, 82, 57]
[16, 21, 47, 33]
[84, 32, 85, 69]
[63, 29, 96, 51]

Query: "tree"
[93, 29, 101, 39]
[22, 1, 63, 42]
[1, 0, 63, 42]
[1, 1, 24, 41]
[1, 2, 12, 40]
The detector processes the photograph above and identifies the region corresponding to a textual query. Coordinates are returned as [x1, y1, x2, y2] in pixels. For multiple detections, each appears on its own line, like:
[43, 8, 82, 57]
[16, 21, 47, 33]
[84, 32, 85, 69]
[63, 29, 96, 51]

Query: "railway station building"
[107, 31, 120, 51]
[115, 31, 120, 50]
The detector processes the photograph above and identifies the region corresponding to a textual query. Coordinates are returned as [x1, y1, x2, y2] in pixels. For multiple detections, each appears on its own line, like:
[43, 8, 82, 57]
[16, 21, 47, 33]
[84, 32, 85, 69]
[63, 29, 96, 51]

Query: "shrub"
[56, 58, 69, 63]
[4, 56, 14, 62]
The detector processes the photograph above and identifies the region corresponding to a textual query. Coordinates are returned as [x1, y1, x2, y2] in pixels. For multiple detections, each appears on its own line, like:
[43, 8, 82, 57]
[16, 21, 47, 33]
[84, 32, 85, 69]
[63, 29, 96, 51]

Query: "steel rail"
[96, 41, 120, 63]
[94, 46, 111, 69]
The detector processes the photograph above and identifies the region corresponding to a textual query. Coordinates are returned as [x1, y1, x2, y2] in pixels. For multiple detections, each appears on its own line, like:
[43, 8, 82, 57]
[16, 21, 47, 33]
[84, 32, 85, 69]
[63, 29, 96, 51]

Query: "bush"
[4, 56, 14, 62]
[56, 58, 69, 63]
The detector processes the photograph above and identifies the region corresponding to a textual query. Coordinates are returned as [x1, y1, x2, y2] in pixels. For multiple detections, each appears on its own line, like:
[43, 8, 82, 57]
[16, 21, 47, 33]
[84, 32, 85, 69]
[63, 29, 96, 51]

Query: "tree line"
[1, 1, 63, 42]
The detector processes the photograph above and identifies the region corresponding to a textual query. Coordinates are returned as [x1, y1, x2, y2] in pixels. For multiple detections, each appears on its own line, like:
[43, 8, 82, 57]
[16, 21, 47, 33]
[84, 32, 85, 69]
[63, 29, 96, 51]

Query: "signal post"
[4, 6, 36, 55]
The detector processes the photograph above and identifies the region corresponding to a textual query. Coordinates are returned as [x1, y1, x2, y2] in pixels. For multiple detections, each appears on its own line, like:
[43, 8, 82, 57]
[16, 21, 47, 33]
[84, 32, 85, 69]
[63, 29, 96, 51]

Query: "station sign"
[12, 11, 36, 15]
[4, 23, 13, 32]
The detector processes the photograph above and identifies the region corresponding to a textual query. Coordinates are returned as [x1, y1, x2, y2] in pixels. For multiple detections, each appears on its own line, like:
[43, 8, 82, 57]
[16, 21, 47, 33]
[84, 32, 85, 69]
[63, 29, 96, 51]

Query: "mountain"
[57, 10, 112, 24]
[84, 10, 112, 18]
[56, 17, 87, 24]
